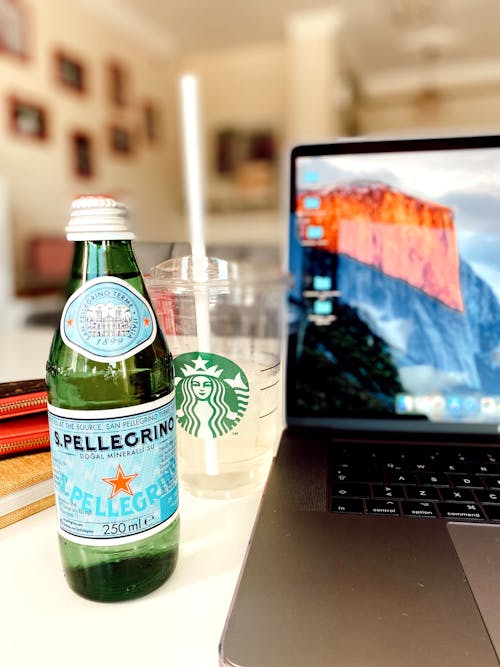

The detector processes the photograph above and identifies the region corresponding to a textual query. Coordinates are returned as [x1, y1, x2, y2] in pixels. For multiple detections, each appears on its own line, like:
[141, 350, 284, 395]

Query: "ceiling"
[103, 0, 500, 76]
[79, 0, 500, 102]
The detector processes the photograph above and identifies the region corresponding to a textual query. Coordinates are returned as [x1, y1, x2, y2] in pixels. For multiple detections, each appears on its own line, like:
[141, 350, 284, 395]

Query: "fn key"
[331, 498, 364, 514]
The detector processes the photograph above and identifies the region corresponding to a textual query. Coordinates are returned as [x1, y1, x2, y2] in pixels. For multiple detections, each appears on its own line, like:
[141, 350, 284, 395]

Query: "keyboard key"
[406, 486, 441, 501]
[372, 485, 405, 499]
[382, 460, 406, 474]
[408, 452, 444, 473]
[402, 501, 438, 518]
[448, 474, 484, 489]
[365, 499, 400, 517]
[467, 462, 498, 475]
[331, 498, 364, 514]
[437, 502, 485, 521]
[411, 462, 433, 472]
[332, 469, 374, 483]
[417, 472, 449, 487]
[442, 462, 467, 473]
[481, 476, 500, 490]
[482, 504, 500, 522]
[330, 460, 377, 482]
[387, 470, 416, 485]
[440, 488, 475, 502]
[476, 489, 500, 504]
[331, 482, 371, 498]
[450, 451, 467, 463]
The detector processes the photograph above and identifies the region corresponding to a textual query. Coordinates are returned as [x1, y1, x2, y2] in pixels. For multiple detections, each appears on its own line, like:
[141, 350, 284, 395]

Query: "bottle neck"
[68, 239, 143, 294]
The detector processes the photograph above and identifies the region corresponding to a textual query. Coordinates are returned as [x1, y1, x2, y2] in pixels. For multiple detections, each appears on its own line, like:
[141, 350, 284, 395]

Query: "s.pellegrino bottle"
[46, 195, 179, 602]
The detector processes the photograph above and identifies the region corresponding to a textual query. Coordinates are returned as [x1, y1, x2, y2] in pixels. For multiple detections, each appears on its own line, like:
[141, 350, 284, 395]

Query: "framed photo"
[0, 0, 27, 59]
[9, 96, 47, 139]
[55, 50, 85, 92]
[143, 101, 160, 142]
[71, 132, 93, 177]
[215, 127, 275, 175]
[110, 125, 132, 155]
[108, 62, 127, 106]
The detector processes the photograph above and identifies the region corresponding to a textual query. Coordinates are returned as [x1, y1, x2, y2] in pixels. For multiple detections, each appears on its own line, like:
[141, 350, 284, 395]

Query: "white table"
[0, 327, 264, 667]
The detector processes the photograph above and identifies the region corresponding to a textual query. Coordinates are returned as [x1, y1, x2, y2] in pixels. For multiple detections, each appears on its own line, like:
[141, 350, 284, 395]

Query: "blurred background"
[3, 0, 500, 324]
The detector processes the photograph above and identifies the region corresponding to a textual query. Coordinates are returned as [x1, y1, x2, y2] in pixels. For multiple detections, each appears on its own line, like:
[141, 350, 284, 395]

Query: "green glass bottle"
[46, 195, 179, 602]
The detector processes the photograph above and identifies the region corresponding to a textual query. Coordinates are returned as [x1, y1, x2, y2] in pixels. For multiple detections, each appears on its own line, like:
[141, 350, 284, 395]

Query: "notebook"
[220, 134, 500, 667]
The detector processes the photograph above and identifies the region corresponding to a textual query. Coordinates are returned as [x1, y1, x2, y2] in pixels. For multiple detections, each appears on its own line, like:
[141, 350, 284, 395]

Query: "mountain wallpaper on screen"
[292, 182, 500, 417]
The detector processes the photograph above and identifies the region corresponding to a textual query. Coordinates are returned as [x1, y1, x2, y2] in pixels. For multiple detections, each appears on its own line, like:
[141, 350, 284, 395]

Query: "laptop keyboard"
[330, 443, 500, 522]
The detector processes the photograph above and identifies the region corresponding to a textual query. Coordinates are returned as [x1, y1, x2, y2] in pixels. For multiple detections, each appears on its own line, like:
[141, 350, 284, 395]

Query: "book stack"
[0, 379, 54, 529]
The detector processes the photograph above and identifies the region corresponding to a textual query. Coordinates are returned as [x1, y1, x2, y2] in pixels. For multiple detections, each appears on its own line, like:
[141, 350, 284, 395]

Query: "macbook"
[220, 134, 500, 667]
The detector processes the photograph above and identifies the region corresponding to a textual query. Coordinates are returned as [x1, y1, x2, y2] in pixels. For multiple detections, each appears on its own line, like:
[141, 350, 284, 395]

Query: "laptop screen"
[287, 135, 500, 436]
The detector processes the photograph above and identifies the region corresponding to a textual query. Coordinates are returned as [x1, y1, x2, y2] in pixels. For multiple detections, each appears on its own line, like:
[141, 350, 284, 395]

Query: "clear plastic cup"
[146, 255, 288, 499]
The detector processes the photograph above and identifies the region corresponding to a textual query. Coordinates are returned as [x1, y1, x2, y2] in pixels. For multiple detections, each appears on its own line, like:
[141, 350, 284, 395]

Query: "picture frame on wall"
[108, 61, 127, 106]
[215, 127, 276, 175]
[71, 132, 93, 177]
[143, 101, 160, 142]
[0, 0, 27, 59]
[110, 125, 132, 154]
[9, 96, 47, 139]
[55, 50, 86, 93]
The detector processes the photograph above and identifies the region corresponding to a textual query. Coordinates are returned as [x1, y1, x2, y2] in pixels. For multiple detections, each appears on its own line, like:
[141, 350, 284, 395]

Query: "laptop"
[220, 134, 500, 667]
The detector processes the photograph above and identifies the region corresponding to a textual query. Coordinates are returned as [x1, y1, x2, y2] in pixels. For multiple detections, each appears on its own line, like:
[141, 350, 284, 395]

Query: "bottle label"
[48, 393, 178, 546]
[173, 352, 250, 438]
[61, 276, 157, 363]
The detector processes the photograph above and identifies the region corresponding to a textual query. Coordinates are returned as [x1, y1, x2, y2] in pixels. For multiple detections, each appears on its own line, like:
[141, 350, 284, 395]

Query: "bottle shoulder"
[47, 328, 174, 410]
[48, 241, 174, 409]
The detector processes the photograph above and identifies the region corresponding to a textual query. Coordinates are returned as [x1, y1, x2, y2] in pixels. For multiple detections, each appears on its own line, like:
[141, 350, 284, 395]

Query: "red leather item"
[0, 380, 49, 458]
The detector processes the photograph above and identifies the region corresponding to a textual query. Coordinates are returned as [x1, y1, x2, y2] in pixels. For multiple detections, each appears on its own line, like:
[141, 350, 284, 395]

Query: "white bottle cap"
[66, 195, 135, 240]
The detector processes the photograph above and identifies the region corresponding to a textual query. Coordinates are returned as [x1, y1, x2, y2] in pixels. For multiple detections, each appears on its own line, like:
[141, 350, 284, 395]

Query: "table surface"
[0, 327, 264, 667]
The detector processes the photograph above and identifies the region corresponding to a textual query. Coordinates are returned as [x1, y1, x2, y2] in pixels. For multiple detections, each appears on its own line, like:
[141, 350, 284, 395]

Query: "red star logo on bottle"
[102, 464, 138, 499]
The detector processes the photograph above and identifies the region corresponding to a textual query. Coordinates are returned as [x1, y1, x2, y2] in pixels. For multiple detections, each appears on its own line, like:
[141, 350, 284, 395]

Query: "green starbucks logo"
[174, 352, 249, 438]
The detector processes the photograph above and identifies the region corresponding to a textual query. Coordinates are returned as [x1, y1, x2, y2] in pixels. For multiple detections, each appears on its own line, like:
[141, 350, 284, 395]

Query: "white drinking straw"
[179, 74, 207, 259]
[179, 73, 211, 352]
[179, 73, 218, 475]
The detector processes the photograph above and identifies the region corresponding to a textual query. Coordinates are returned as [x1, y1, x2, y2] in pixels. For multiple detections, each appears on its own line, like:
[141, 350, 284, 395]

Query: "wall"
[355, 89, 500, 137]
[176, 42, 287, 198]
[353, 61, 500, 137]
[7, 3, 500, 296]
[171, 42, 289, 254]
[0, 0, 183, 292]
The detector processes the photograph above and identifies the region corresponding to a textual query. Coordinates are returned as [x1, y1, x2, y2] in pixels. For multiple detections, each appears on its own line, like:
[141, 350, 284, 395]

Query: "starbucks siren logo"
[174, 352, 249, 438]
